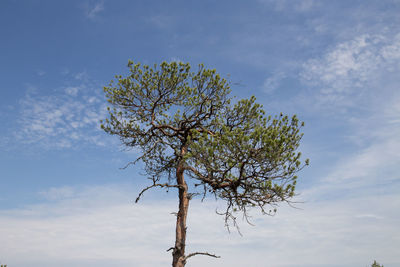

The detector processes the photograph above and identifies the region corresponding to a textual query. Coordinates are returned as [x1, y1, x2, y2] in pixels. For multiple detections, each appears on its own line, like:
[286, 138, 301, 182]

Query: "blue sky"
[1, 0, 399, 266]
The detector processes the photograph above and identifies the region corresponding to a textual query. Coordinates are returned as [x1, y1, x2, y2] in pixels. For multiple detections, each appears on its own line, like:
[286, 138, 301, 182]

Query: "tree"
[101, 61, 308, 267]
[371, 260, 384, 267]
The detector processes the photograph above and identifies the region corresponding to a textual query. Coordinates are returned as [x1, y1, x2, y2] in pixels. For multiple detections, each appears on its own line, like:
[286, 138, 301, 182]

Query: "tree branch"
[184, 251, 221, 261]
[135, 182, 182, 203]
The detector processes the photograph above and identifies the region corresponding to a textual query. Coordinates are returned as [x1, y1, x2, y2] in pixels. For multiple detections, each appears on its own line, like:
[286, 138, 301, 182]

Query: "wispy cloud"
[293, 30, 400, 200]
[65, 86, 80, 96]
[39, 186, 76, 201]
[300, 33, 400, 111]
[14, 79, 109, 149]
[258, 0, 316, 12]
[262, 71, 286, 93]
[74, 70, 89, 81]
[84, 1, 105, 19]
[311, 96, 400, 202]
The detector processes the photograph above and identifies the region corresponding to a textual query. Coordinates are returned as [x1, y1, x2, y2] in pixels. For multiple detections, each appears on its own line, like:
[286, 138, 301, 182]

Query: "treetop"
[101, 60, 308, 227]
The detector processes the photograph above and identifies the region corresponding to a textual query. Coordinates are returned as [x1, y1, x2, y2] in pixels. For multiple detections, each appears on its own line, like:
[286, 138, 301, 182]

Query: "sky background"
[1, 0, 399, 266]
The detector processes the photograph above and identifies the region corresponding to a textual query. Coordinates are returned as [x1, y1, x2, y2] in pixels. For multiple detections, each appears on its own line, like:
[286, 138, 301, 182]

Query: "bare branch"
[119, 161, 135, 170]
[135, 182, 182, 203]
[184, 251, 221, 261]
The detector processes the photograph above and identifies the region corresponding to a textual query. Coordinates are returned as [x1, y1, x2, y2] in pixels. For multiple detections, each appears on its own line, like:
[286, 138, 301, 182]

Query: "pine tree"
[371, 260, 384, 267]
[101, 61, 308, 266]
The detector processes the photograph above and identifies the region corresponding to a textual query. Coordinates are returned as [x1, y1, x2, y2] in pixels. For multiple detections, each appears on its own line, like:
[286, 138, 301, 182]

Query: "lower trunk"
[172, 163, 189, 267]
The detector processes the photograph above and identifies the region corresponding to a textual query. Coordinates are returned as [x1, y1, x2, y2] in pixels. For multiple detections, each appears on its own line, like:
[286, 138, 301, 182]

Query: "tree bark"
[172, 159, 189, 267]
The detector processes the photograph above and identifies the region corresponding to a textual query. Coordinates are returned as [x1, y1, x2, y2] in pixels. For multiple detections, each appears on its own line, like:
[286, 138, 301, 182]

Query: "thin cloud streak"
[85, 1, 104, 19]
[262, 71, 286, 94]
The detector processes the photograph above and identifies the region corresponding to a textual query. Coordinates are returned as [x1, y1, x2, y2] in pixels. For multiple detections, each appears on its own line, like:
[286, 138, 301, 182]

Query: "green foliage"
[101, 60, 308, 225]
[371, 260, 384, 267]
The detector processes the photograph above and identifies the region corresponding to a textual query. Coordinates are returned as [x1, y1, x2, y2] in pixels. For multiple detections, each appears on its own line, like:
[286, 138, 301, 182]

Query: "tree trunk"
[172, 157, 189, 267]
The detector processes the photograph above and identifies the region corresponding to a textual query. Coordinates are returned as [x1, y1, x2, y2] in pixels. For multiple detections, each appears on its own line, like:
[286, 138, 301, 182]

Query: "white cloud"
[15, 82, 109, 149]
[39, 186, 76, 201]
[300, 33, 400, 110]
[293, 46, 400, 167]
[304, 135, 400, 202]
[0, 184, 398, 267]
[258, 0, 316, 12]
[74, 70, 89, 81]
[85, 1, 104, 19]
[297, 31, 400, 192]
[65, 86, 80, 96]
[262, 71, 286, 93]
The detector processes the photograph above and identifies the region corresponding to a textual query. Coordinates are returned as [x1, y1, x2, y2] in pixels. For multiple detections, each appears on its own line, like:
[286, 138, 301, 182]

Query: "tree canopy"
[371, 260, 384, 267]
[101, 60, 308, 266]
